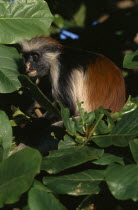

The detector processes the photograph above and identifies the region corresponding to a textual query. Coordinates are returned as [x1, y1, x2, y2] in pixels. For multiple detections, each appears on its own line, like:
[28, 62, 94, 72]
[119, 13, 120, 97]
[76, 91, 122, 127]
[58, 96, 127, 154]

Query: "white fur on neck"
[48, 53, 60, 99]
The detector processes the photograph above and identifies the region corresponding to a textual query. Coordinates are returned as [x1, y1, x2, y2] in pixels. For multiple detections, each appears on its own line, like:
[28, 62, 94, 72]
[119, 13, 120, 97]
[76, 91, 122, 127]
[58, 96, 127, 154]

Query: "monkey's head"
[20, 37, 62, 78]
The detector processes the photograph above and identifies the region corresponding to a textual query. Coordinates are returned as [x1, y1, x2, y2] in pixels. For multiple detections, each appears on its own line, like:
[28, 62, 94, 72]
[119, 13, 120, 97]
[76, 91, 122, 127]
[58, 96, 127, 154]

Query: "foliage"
[0, 45, 22, 93]
[0, 0, 138, 209]
[123, 49, 138, 69]
[0, 148, 41, 208]
[0, 0, 53, 44]
[0, 95, 138, 209]
[0, 110, 12, 160]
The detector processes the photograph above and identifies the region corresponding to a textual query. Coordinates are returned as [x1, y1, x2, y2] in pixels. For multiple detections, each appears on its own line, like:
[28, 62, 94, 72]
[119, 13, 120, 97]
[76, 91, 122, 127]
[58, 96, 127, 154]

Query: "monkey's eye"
[32, 54, 39, 62]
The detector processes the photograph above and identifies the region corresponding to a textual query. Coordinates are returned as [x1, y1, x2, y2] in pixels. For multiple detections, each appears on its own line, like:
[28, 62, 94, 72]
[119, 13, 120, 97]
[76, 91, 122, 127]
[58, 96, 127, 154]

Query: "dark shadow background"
[47, 0, 138, 98]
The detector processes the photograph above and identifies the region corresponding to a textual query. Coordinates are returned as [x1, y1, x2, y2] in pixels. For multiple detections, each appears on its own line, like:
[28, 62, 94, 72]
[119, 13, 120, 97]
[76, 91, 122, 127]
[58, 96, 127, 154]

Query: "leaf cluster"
[0, 96, 138, 209]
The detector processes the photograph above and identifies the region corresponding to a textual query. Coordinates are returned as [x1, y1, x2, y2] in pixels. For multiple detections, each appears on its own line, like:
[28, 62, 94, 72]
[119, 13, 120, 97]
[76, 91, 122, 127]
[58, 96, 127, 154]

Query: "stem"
[18, 75, 61, 118]
[88, 114, 104, 138]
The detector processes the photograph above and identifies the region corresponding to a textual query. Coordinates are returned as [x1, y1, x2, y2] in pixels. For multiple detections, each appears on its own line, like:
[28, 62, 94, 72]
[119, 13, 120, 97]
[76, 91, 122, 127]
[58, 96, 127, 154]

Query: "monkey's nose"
[26, 62, 31, 71]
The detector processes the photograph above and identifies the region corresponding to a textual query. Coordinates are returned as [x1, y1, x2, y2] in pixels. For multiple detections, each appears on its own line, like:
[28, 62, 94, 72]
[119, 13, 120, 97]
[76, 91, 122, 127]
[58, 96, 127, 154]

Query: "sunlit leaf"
[123, 49, 138, 69]
[0, 45, 21, 93]
[0, 0, 53, 44]
[73, 4, 86, 26]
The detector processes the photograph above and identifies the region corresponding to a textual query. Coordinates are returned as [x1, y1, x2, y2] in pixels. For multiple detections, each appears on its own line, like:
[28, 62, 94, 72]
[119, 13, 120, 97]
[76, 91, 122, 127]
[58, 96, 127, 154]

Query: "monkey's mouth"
[27, 70, 37, 77]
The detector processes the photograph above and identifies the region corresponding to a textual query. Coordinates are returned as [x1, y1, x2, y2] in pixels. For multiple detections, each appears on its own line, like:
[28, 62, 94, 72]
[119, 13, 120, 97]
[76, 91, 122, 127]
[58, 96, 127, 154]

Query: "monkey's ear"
[12, 43, 23, 55]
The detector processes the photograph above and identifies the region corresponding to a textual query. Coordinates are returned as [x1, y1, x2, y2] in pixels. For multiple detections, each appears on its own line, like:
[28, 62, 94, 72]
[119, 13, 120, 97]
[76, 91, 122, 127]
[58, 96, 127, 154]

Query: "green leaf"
[83, 111, 95, 127]
[11, 111, 30, 127]
[0, 0, 53, 44]
[73, 103, 95, 135]
[0, 147, 42, 208]
[92, 135, 112, 148]
[88, 107, 114, 140]
[111, 96, 137, 121]
[94, 119, 113, 135]
[72, 103, 85, 135]
[112, 108, 138, 146]
[28, 181, 66, 210]
[0, 45, 21, 93]
[77, 195, 94, 210]
[54, 14, 64, 29]
[58, 102, 79, 136]
[73, 4, 86, 27]
[129, 139, 138, 164]
[58, 135, 76, 150]
[0, 110, 12, 160]
[93, 108, 138, 147]
[105, 164, 138, 201]
[41, 146, 103, 174]
[93, 107, 114, 135]
[131, 97, 138, 106]
[123, 49, 138, 69]
[22, 206, 30, 210]
[43, 169, 104, 196]
[77, 102, 85, 125]
[93, 153, 124, 165]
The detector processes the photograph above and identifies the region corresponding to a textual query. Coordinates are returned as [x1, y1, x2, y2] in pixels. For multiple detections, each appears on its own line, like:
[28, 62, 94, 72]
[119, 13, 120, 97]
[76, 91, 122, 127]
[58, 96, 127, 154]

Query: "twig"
[9, 143, 27, 156]
[18, 75, 60, 118]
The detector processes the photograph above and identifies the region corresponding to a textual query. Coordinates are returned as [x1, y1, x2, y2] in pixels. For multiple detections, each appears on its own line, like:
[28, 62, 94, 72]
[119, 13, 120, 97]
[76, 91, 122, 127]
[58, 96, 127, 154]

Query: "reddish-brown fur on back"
[85, 54, 126, 113]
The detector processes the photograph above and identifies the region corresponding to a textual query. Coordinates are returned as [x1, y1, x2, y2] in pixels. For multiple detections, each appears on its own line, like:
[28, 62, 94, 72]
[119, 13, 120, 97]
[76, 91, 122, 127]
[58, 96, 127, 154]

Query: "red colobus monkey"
[21, 36, 126, 116]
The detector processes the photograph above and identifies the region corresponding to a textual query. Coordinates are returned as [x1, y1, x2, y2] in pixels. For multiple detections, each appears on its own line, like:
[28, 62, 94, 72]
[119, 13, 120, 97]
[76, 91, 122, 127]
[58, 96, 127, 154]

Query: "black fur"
[22, 45, 98, 115]
[55, 47, 98, 114]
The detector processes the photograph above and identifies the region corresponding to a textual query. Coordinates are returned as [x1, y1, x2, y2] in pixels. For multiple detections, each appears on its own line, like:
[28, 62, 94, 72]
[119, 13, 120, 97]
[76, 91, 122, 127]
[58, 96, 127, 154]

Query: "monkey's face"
[22, 50, 50, 78]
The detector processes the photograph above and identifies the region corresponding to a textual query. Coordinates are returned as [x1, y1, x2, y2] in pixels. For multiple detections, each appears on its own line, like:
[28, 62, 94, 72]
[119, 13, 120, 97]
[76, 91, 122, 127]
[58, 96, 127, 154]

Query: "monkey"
[20, 36, 126, 117]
